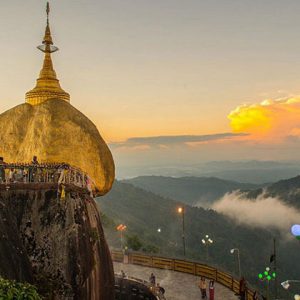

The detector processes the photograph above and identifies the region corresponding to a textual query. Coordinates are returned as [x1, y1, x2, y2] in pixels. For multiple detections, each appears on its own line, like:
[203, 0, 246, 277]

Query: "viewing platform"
[112, 250, 256, 300]
[0, 162, 96, 195]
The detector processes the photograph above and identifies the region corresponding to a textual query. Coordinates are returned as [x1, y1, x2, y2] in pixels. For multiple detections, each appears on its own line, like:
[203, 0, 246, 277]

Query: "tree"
[126, 234, 143, 251]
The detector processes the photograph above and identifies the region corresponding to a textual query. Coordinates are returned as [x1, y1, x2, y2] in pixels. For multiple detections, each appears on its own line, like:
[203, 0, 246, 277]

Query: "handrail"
[111, 250, 256, 300]
[115, 273, 166, 300]
[0, 162, 97, 193]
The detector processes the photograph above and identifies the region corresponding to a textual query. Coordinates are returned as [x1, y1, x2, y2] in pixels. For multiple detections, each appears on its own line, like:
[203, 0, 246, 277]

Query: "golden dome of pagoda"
[25, 2, 70, 105]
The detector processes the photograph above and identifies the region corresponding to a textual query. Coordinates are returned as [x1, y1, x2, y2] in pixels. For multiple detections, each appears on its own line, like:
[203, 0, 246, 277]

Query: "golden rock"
[0, 99, 115, 195]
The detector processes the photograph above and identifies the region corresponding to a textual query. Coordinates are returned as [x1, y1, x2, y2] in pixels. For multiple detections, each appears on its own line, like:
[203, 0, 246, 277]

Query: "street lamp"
[116, 224, 127, 251]
[202, 234, 213, 260]
[230, 248, 241, 278]
[177, 206, 186, 256]
[258, 267, 276, 300]
[281, 280, 300, 300]
[291, 224, 300, 240]
[281, 280, 300, 290]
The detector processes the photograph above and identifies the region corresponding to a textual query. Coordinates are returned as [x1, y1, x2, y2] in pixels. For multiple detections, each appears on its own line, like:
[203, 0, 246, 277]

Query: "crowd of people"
[0, 156, 94, 194]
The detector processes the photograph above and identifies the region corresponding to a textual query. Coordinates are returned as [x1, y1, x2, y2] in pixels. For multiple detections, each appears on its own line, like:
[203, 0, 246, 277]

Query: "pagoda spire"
[25, 2, 70, 106]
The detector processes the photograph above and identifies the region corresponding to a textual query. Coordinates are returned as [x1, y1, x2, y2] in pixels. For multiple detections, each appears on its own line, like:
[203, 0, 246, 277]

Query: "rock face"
[0, 99, 114, 195]
[0, 186, 115, 300]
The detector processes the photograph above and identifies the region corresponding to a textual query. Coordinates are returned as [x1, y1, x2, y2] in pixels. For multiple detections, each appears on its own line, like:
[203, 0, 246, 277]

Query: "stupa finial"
[25, 2, 70, 106]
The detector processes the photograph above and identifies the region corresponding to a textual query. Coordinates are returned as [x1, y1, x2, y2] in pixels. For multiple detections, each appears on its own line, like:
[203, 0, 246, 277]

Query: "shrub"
[0, 277, 42, 300]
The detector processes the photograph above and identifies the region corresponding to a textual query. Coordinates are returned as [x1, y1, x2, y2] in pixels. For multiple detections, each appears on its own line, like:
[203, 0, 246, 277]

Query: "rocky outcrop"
[0, 99, 114, 195]
[0, 185, 114, 299]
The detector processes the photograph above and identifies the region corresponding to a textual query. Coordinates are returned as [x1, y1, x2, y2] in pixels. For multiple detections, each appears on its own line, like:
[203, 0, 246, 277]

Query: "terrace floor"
[114, 262, 240, 300]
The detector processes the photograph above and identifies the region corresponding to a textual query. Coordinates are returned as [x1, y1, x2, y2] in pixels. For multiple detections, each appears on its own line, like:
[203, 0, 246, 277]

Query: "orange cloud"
[228, 97, 300, 142]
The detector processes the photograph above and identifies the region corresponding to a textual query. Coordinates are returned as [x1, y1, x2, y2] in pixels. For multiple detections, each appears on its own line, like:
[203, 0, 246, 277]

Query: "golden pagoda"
[0, 2, 115, 195]
[25, 2, 70, 105]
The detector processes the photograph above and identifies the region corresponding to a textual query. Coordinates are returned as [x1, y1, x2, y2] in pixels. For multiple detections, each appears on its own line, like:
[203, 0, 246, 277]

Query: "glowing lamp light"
[259, 267, 276, 282]
[230, 249, 235, 254]
[295, 294, 300, 300]
[157, 228, 161, 233]
[116, 224, 127, 231]
[291, 224, 300, 239]
[178, 207, 183, 213]
[281, 281, 290, 290]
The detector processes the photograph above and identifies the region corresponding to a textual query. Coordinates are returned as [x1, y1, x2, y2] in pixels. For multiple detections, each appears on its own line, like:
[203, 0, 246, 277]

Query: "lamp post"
[202, 234, 213, 261]
[177, 206, 186, 257]
[281, 280, 300, 300]
[281, 280, 300, 290]
[230, 248, 241, 278]
[258, 267, 276, 300]
[116, 224, 127, 251]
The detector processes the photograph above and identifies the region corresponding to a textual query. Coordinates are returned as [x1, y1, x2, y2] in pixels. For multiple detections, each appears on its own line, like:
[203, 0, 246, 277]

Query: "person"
[209, 280, 215, 300]
[239, 276, 247, 300]
[9, 168, 16, 183]
[29, 156, 39, 182]
[199, 277, 207, 299]
[149, 273, 156, 285]
[156, 283, 165, 295]
[0, 157, 6, 183]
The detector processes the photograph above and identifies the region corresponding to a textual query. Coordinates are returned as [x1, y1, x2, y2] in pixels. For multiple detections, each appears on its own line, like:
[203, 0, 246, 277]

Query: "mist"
[212, 191, 300, 232]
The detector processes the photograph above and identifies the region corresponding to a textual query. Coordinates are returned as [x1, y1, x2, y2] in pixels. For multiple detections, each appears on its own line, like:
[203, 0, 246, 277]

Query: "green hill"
[97, 180, 300, 298]
[123, 176, 261, 206]
[247, 175, 300, 209]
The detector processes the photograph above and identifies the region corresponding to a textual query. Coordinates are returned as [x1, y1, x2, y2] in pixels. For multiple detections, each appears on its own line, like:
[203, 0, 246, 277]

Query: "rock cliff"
[0, 185, 114, 299]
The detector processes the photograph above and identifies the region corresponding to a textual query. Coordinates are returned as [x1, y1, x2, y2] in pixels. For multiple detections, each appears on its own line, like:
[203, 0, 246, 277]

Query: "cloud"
[212, 191, 300, 232]
[228, 97, 300, 142]
[110, 133, 246, 149]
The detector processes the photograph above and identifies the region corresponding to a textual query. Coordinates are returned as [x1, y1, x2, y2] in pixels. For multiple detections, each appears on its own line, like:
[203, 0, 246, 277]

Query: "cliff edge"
[0, 185, 114, 299]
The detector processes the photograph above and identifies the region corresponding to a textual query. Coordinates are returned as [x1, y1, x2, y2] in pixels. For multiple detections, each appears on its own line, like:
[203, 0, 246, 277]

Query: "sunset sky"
[1, 0, 300, 170]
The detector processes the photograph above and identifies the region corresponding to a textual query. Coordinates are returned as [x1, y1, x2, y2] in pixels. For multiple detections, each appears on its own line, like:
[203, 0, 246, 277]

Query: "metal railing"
[115, 273, 166, 300]
[0, 162, 96, 192]
[111, 250, 255, 300]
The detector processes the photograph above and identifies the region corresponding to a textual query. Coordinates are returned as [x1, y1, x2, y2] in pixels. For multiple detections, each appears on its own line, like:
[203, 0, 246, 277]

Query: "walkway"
[114, 262, 239, 300]
[0, 162, 95, 192]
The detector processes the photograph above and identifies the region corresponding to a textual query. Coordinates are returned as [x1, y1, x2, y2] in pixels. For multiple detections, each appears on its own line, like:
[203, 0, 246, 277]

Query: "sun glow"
[228, 97, 300, 141]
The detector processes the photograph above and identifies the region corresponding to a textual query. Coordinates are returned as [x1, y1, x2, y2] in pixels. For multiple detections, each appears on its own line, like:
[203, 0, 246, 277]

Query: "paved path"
[114, 262, 239, 300]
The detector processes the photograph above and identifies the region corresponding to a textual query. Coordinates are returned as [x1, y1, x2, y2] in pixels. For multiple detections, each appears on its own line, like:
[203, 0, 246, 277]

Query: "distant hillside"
[204, 169, 300, 184]
[116, 161, 300, 183]
[123, 176, 261, 206]
[247, 175, 300, 209]
[97, 180, 300, 296]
